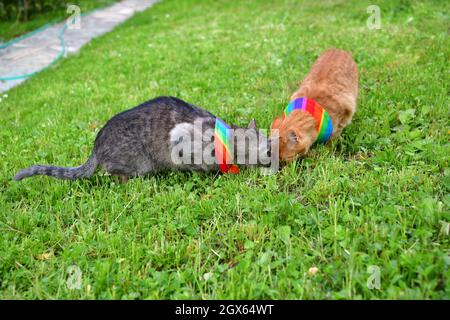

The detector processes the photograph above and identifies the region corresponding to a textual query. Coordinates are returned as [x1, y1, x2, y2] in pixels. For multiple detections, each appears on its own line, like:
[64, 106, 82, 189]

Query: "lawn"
[0, 0, 448, 299]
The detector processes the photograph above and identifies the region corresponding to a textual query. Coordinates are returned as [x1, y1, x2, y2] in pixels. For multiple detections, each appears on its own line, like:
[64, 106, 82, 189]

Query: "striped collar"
[214, 118, 239, 174]
[283, 97, 333, 144]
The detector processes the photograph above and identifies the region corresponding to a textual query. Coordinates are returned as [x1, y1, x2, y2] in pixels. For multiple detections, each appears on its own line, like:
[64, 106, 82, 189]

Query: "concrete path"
[0, 0, 157, 93]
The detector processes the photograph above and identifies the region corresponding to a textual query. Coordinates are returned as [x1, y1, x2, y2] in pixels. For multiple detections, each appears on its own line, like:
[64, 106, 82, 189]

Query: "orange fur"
[272, 48, 358, 162]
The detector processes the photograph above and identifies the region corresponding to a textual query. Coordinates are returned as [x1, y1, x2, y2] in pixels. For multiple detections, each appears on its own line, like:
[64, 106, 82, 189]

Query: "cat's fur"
[14, 96, 271, 181]
[271, 48, 358, 162]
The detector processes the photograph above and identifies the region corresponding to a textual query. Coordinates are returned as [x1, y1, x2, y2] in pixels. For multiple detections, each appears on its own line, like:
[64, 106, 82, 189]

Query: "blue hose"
[0, 21, 69, 81]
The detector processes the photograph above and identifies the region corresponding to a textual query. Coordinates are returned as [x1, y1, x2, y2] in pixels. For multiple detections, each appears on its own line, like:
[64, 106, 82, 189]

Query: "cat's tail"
[13, 154, 98, 181]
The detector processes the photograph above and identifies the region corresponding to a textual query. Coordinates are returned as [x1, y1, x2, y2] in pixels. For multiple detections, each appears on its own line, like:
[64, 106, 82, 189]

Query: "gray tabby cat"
[14, 96, 272, 182]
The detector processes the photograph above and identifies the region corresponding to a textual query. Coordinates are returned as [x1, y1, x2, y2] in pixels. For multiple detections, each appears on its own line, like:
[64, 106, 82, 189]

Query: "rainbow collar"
[283, 97, 333, 144]
[214, 118, 239, 174]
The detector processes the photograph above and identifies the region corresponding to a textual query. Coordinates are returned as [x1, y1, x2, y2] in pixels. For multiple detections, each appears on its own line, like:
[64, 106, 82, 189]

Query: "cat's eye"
[266, 150, 271, 157]
[288, 131, 298, 143]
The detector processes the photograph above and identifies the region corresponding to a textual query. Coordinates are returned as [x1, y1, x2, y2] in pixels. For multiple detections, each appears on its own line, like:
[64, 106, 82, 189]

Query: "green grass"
[0, 0, 449, 299]
[0, 0, 117, 42]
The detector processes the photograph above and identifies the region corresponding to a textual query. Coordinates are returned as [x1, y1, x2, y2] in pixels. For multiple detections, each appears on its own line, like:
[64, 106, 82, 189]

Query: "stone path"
[0, 0, 158, 93]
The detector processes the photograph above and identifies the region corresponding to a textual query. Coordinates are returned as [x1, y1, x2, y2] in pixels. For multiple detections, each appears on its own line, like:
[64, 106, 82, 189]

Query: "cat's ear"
[271, 117, 282, 131]
[248, 119, 257, 129]
[287, 130, 298, 144]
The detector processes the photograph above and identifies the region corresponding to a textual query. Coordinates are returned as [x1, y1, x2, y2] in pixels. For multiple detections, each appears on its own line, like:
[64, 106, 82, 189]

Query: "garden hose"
[0, 22, 68, 81]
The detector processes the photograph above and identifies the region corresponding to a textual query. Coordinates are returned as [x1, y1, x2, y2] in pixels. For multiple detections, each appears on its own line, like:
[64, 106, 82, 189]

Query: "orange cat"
[271, 48, 358, 162]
